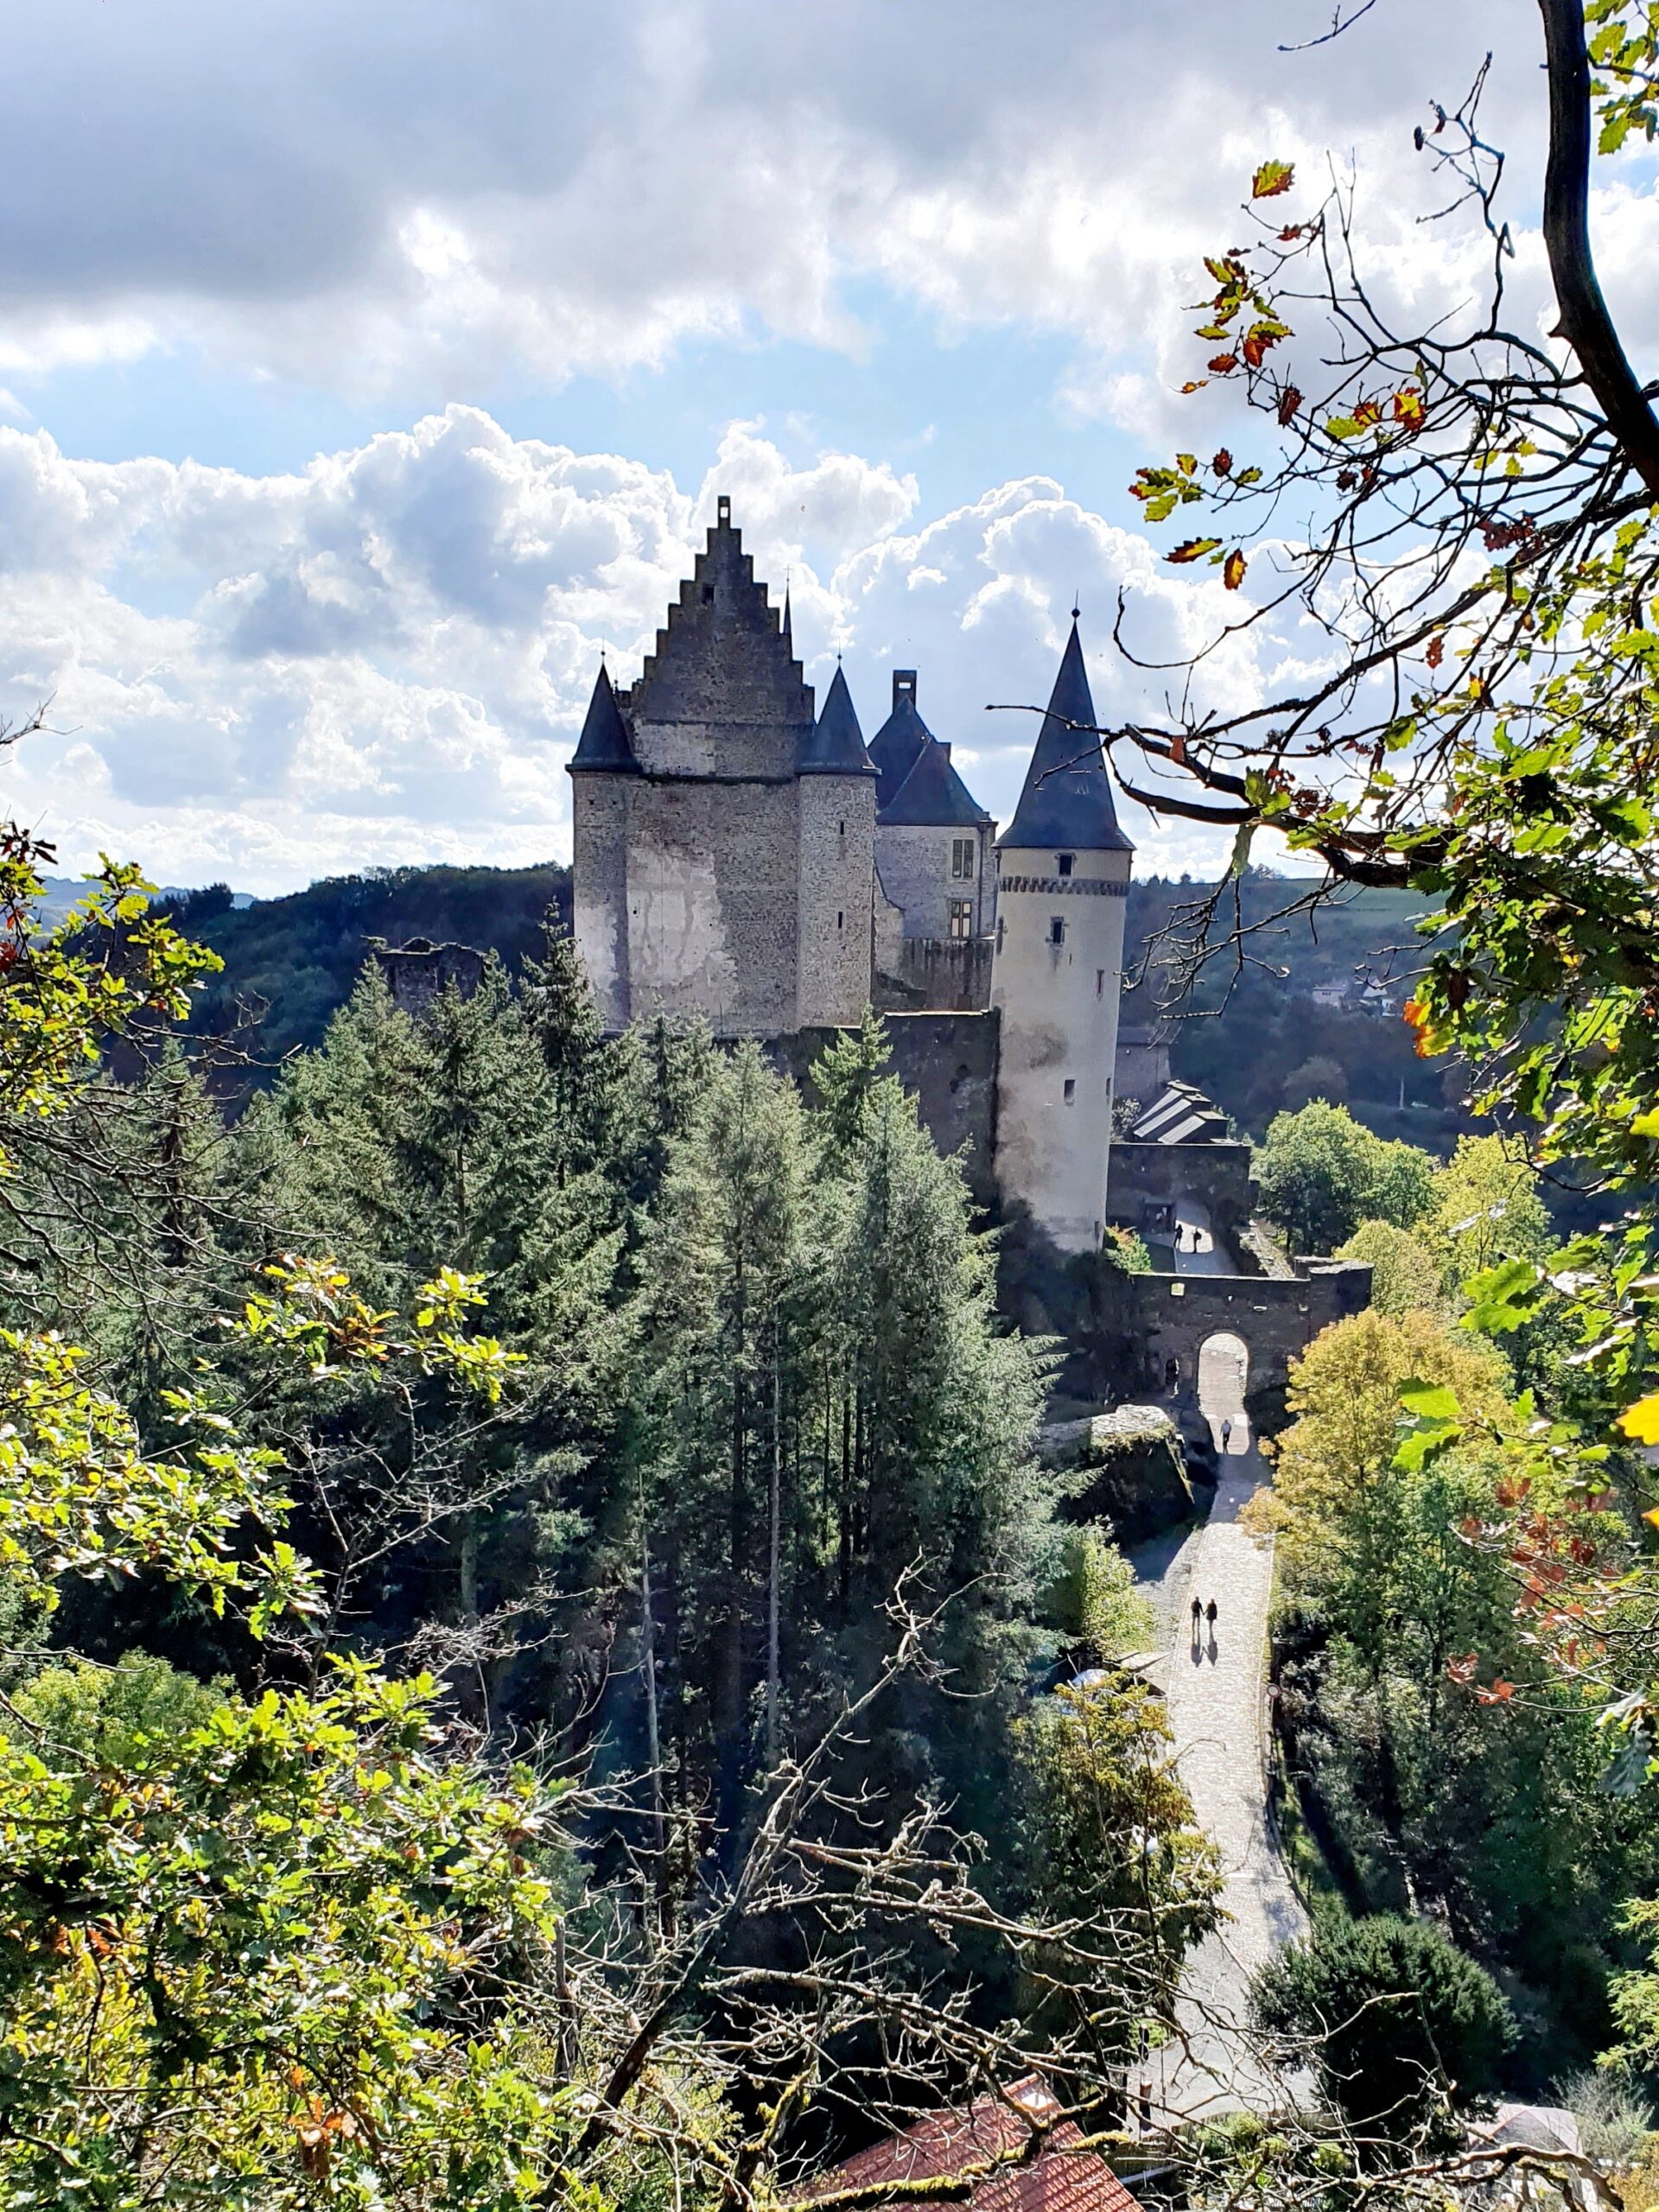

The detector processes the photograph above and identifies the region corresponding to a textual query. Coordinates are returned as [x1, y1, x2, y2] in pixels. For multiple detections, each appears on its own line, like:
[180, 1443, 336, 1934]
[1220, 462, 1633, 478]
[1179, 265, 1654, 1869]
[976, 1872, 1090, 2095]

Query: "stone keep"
[568, 497, 877, 1034]
[990, 618, 1134, 1253]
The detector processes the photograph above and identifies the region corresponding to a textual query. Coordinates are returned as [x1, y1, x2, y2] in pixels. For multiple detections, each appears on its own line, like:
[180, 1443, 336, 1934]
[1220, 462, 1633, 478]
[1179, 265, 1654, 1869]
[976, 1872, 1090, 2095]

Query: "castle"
[568, 496, 1132, 1253]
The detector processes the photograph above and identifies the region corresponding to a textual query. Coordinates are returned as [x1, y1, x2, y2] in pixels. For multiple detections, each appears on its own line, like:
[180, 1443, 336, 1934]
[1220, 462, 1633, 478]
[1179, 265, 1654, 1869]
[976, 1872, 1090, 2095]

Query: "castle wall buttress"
[570, 776, 632, 1032]
[796, 775, 876, 1028]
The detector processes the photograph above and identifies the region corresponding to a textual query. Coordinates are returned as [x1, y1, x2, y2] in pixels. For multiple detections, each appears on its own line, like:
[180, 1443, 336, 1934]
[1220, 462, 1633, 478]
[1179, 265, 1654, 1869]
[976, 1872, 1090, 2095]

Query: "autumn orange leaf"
[1213, 448, 1233, 475]
[1223, 550, 1247, 591]
[1208, 353, 1238, 374]
[1166, 538, 1222, 564]
[1277, 385, 1303, 425]
[1427, 634, 1445, 669]
[1252, 159, 1295, 199]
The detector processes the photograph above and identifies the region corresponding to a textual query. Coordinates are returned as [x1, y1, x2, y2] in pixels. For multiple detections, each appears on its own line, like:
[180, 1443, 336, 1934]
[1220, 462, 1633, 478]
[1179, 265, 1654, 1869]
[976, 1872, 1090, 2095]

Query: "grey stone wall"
[1122, 1260, 1374, 1402]
[371, 938, 486, 1016]
[775, 1007, 1001, 1199]
[622, 521, 813, 782]
[873, 934, 994, 1013]
[872, 821, 994, 938]
[1107, 1140, 1256, 1248]
[1114, 1026, 1173, 1107]
[796, 775, 878, 1027]
[625, 778, 800, 1034]
[570, 777, 631, 1029]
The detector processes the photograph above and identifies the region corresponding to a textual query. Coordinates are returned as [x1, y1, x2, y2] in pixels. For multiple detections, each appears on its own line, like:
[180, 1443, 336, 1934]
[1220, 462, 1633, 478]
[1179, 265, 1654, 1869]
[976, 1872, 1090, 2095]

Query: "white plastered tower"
[990, 618, 1133, 1252]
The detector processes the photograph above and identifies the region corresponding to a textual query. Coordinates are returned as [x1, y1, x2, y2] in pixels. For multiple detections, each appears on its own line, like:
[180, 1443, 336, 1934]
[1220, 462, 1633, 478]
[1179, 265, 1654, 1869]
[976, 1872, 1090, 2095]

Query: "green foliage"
[1254, 1103, 1438, 1255]
[0, 830, 220, 1171]
[1260, 1311, 1650, 2054]
[1013, 1677, 1223, 2059]
[1, 1650, 228, 1764]
[1051, 1529, 1155, 1657]
[1103, 1224, 1153, 1274]
[0, 1326, 305, 1627]
[1335, 1219, 1446, 1319]
[1425, 1135, 1553, 1284]
[1252, 1913, 1514, 2138]
[180, 862, 569, 1065]
[1609, 1896, 1659, 2071]
[0, 1662, 581, 2208]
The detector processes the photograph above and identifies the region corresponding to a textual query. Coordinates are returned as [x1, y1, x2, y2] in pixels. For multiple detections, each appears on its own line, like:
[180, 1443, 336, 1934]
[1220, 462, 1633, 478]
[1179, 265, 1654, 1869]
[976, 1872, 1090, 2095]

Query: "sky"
[3, 0, 1656, 894]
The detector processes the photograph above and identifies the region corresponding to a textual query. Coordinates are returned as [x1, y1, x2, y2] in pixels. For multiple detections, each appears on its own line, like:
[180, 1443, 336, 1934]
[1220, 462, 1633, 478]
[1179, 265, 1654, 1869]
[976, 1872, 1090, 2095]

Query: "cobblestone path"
[1131, 1343, 1308, 2120]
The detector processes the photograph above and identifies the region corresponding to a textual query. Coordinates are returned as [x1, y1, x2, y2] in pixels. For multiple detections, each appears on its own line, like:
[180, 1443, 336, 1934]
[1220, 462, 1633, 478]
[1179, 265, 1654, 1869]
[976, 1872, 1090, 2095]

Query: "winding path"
[1130, 1339, 1308, 2120]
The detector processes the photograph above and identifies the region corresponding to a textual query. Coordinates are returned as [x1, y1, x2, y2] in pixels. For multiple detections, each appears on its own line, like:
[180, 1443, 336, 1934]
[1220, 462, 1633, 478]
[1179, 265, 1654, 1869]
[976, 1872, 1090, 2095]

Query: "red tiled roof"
[810, 2079, 1145, 2212]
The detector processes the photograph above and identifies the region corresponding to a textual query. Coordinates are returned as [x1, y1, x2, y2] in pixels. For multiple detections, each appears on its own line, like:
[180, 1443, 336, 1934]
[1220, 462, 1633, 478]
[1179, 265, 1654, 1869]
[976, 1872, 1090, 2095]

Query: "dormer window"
[1057, 852, 1075, 878]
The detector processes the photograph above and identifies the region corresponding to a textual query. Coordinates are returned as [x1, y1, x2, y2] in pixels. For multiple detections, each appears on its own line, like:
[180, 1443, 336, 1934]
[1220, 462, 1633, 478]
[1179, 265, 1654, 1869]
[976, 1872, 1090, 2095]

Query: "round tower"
[990, 617, 1133, 1252]
[795, 659, 879, 1028]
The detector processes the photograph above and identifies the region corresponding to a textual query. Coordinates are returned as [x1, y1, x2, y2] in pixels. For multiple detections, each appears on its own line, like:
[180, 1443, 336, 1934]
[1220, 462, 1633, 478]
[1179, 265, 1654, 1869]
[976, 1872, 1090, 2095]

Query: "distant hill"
[130, 856, 1449, 1143]
[169, 863, 569, 1068]
[1122, 872, 1462, 1147]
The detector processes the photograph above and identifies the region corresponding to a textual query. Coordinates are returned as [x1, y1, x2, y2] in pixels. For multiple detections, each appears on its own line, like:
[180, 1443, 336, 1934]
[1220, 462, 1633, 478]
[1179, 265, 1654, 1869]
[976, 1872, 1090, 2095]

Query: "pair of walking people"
[1191, 1594, 1218, 1639]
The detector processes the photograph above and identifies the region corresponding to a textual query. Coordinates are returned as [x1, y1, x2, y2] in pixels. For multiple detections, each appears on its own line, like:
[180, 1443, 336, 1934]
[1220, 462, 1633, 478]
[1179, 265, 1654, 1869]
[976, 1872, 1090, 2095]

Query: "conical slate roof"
[567, 663, 641, 775]
[880, 738, 992, 828]
[799, 664, 877, 776]
[868, 671, 932, 811]
[1000, 620, 1132, 853]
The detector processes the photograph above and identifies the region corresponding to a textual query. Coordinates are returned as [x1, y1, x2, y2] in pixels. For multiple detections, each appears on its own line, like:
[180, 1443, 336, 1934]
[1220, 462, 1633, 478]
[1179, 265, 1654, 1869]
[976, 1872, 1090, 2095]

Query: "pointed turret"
[1001, 620, 1132, 854]
[567, 663, 641, 775]
[782, 582, 793, 651]
[799, 664, 877, 776]
[868, 670, 932, 812]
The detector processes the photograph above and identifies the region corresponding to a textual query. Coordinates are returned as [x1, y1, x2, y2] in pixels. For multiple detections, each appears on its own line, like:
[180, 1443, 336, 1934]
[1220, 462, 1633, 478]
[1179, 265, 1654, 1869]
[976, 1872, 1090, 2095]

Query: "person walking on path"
[1205, 1597, 1218, 1640]
[1190, 1594, 1203, 1642]
[1221, 1416, 1232, 1452]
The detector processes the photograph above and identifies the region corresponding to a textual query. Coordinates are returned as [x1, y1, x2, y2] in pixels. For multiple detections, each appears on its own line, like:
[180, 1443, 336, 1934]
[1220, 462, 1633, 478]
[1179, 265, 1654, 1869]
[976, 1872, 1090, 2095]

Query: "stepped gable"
[799, 663, 877, 776]
[879, 734, 992, 827]
[620, 495, 813, 753]
[567, 663, 641, 774]
[1001, 618, 1133, 853]
[868, 669, 933, 810]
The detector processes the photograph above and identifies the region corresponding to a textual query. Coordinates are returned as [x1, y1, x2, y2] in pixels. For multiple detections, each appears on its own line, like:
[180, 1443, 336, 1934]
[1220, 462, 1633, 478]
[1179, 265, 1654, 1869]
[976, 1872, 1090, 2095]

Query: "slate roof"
[567, 664, 642, 774]
[880, 736, 993, 828]
[800, 664, 877, 777]
[810, 2078, 1146, 2212]
[1001, 620, 1132, 855]
[868, 673, 933, 810]
[1130, 1082, 1231, 1147]
[623, 498, 812, 737]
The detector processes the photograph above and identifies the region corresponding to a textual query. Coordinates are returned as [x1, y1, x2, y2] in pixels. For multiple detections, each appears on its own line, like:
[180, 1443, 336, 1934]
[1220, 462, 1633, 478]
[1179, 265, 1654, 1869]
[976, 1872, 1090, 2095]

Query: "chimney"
[715, 494, 732, 527]
[893, 669, 917, 708]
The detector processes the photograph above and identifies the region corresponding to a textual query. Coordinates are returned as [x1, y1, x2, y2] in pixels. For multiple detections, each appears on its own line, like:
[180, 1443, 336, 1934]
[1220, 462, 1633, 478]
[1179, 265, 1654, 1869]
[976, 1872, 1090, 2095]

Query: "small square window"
[1057, 852, 1075, 878]
[1064, 1078, 1077, 1103]
[1048, 917, 1065, 947]
[949, 899, 972, 940]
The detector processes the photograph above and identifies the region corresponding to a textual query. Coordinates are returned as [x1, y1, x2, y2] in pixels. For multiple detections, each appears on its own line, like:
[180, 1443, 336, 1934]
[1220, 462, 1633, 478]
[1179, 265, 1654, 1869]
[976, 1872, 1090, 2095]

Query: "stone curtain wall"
[1107, 1140, 1256, 1249]
[873, 936, 995, 1013]
[1124, 1261, 1374, 1405]
[777, 1007, 1001, 1200]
